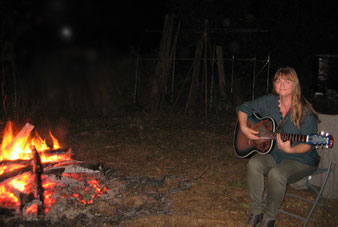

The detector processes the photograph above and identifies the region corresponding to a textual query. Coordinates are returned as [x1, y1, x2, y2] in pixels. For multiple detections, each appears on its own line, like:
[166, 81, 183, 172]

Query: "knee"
[268, 168, 287, 184]
[247, 156, 262, 172]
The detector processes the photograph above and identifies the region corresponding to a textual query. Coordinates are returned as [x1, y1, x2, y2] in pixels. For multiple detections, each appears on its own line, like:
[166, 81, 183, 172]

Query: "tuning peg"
[326, 132, 329, 137]
[321, 131, 325, 136]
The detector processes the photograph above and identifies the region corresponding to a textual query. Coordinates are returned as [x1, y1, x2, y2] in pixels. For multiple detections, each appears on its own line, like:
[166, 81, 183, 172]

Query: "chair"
[279, 160, 333, 226]
[278, 113, 337, 226]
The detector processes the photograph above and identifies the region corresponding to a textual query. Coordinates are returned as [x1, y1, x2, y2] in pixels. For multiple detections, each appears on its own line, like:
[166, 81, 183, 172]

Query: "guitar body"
[234, 113, 276, 158]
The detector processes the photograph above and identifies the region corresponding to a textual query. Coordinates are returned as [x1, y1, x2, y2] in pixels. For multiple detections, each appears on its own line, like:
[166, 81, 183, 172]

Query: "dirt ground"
[40, 112, 338, 226]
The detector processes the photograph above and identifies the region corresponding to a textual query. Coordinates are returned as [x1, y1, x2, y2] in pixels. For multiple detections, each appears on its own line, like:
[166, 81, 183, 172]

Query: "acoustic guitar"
[234, 113, 334, 158]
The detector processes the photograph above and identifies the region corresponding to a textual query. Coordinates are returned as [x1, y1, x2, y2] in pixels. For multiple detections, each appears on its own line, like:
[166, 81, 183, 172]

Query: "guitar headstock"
[308, 131, 334, 149]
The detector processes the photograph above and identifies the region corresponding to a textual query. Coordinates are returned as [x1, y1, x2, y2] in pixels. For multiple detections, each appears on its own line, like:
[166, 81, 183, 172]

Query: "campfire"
[0, 121, 191, 225]
[0, 121, 108, 221]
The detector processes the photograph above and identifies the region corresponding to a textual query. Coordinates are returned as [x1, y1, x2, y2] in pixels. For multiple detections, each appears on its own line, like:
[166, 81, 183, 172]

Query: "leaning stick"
[31, 145, 45, 218]
[3, 123, 35, 151]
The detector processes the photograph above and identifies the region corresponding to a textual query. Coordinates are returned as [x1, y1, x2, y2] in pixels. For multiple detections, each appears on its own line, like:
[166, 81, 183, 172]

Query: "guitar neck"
[273, 133, 307, 142]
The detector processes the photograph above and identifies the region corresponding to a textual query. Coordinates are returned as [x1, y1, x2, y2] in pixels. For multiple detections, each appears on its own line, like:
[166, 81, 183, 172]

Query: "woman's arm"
[238, 110, 260, 140]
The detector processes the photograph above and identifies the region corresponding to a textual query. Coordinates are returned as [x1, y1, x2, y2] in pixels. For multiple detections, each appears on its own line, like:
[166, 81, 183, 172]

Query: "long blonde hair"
[272, 67, 317, 128]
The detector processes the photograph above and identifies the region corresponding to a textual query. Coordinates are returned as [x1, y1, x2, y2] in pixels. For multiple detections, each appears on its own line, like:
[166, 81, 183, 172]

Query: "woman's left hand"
[276, 133, 293, 153]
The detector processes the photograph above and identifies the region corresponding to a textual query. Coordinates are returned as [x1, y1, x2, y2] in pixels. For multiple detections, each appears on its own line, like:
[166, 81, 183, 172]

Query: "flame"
[0, 121, 64, 163]
[9, 172, 33, 192]
[0, 122, 32, 161]
[31, 131, 49, 152]
[0, 121, 65, 213]
[49, 130, 61, 150]
[1, 121, 14, 151]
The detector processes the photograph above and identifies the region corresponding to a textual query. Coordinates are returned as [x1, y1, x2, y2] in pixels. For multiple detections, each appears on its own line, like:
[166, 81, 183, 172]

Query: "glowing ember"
[62, 173, 109, 205]
[26, 204, 38, 214]
[0, 184, 20, 207]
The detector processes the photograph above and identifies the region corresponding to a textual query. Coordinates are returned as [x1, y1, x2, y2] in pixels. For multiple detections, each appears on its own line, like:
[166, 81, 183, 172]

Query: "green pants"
[247, 154, 317, 220]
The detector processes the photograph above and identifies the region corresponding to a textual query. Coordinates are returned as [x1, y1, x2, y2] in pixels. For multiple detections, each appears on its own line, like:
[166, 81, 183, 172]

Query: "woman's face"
[274, 76, 294, 97]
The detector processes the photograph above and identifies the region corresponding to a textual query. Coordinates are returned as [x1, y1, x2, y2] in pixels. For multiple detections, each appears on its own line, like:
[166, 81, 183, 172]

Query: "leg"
[247, 154, 276, 215]
[264, 159, 317, 221]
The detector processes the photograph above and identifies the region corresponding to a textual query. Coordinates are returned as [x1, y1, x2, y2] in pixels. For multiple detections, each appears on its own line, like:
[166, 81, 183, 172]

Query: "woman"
[236, 67, 320, 227]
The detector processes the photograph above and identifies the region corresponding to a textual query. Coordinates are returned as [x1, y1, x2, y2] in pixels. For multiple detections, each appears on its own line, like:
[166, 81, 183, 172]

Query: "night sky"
[5, 0, 338, 60]
[18, 0, 167, 52]
[2, 0, 338, 118]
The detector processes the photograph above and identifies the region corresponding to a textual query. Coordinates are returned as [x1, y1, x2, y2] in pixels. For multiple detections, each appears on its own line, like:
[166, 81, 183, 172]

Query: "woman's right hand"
[238, 110, 260, 140]
[240, 125, 260, 140]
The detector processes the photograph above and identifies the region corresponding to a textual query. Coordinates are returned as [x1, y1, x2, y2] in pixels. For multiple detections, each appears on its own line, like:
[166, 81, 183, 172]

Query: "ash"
[0, 166, 191, 226]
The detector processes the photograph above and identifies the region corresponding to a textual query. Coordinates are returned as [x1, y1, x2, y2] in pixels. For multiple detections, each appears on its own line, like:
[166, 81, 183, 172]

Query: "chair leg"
[277, 160, 333, 227]
[303, 160, 333, 227]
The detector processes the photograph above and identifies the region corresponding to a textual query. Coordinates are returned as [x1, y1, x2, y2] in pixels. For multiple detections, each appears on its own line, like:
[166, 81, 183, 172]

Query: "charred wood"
[0, 159, 31, 166]
[19, 192, 35, 211]
[31, 146, 45, 218]
[44, 168, 65, 179]
[0, 164, 32, 183]
[78, 161, 104, 171]
[51, 160, 82, 168]
[0, 165, 66, 183]
[0, 207, 16, 216]
[41, 147, 72, 156]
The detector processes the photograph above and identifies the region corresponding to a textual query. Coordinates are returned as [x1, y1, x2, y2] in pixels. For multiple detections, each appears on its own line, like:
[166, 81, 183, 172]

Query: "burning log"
[4, 123, 35, 151]
[0, 164, 32, 183]
[0, 164, 66, 183]
[52, 160, 82, 168]
[0, 159, 31, 166]
[42, 147, 73, 156]
[31, 145, 45, 218]
[40, 148, 73, 165]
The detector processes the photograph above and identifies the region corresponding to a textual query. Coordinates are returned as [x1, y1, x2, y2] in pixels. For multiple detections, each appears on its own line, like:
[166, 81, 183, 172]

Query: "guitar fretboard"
[273, 133, 307, 143]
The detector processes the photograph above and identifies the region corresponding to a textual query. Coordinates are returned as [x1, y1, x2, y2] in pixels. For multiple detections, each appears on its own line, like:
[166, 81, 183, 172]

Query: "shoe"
[258, 219, 275, 227]
[246, 213, 262, 227]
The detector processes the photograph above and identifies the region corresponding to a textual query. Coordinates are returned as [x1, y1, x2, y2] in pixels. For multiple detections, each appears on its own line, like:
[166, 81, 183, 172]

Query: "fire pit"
[0, 121, 191, 226]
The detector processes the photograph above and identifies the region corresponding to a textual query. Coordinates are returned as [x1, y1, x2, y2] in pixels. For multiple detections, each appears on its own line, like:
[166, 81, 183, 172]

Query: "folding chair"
[279, 159, 333, 226]
[278, 113, 337, 226]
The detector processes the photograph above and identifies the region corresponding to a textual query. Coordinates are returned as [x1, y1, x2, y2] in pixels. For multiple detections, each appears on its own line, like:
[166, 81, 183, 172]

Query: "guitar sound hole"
[254, 140, 270, 153]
